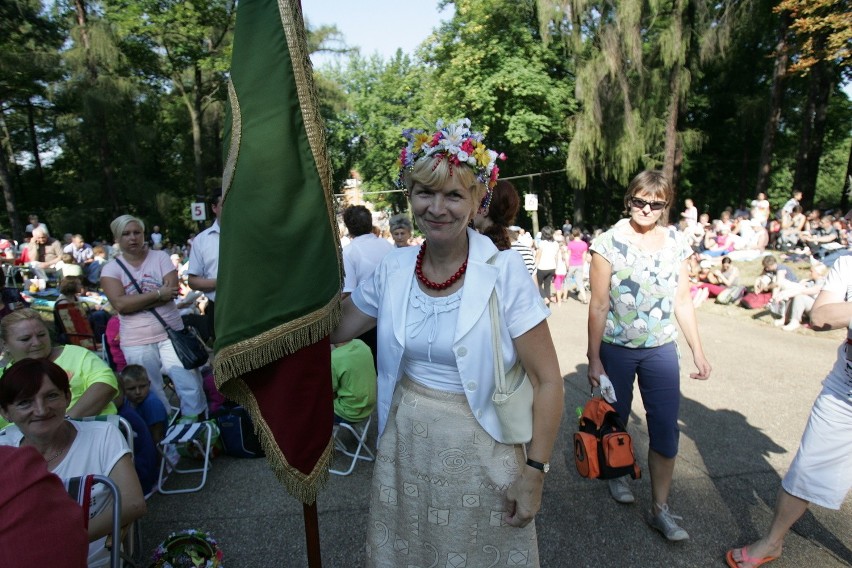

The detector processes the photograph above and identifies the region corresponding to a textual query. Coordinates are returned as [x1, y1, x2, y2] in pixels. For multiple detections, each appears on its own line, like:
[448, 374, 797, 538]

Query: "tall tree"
[109, 0, 235, 197]
[69, 0, 121, 212]
[0, 0, 62, 238]
[755, 9, 792, 197]
[538, 0, 737, 223]
[424, 0, 575, 226]
[776, 0, 851, 204]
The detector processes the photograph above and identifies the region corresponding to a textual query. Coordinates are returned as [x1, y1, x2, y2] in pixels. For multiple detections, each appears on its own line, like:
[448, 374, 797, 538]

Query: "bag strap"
[486, 253, 509, 396]
[489, 288, 508, 395]
[114, 258, 173, 331]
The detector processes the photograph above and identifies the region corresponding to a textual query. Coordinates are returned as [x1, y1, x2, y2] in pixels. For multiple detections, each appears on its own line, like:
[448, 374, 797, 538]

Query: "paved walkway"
[139, 299, 851, 567]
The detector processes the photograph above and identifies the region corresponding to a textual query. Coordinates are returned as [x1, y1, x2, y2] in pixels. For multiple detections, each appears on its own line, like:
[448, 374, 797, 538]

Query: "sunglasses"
[630, 197, 668, 211]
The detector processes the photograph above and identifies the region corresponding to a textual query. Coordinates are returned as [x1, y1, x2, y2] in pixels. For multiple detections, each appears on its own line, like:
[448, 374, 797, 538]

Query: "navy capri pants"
[599, 341, 681, 458]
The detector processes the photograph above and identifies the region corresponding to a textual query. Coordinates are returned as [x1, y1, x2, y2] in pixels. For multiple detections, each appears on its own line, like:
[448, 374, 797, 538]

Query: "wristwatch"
[526, 458, 550, 474]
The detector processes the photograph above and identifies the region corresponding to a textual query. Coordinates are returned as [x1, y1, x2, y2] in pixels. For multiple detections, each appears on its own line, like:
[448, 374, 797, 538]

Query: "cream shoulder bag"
[488, 257, 534, 445]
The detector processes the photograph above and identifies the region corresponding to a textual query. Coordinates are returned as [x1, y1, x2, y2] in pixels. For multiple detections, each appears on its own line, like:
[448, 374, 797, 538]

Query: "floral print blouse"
[591, 219, 693, 348]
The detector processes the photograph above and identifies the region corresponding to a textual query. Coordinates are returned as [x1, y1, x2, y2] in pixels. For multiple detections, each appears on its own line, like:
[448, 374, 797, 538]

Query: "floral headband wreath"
[396, 118, 507, 212]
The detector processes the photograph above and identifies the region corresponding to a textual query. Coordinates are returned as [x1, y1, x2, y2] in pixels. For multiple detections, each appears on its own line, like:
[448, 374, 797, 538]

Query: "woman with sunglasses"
[587, 170, 712, 541]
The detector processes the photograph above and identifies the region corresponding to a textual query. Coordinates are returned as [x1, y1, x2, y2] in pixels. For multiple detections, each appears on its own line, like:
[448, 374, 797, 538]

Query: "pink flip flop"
[726, 547, 779, 568]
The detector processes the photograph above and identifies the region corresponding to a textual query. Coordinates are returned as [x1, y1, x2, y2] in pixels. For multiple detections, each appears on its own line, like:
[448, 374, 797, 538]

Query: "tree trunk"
[192, 64, 206, 197]
[792, 54, 836, 205]
[0, 141, 21, 241]
[755, 11, 790, 196]
[75, 0, 120, 213]
[26, 99, 44, 184]
[572, 183, 585, 228]
[662, 0, 684, 185]
[662, 65, 681, 185]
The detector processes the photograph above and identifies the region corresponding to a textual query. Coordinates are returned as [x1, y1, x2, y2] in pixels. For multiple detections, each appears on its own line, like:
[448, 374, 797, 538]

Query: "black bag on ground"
[214, 403, 265, 458]
[166, 326, 209, 370]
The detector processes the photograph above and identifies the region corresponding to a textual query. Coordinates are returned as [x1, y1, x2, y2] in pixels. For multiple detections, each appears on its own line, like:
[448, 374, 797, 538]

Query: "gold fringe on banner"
[213, 299, 341, 385]
[221, 79, 242, 201]
[279, 0, 339, 243]
[219, 376, 333, 504]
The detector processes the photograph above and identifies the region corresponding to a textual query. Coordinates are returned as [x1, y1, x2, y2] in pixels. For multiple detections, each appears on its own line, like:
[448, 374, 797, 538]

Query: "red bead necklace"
[415, 242, 468, 290]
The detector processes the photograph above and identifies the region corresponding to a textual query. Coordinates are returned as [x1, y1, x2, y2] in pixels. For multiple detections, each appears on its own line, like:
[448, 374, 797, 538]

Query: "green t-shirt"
[331, 339, 377, 423]
[0, 345, 118, 429]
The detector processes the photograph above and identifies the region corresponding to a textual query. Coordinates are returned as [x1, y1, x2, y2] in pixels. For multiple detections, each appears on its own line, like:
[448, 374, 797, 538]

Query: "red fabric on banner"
[243, 339, 334, 475]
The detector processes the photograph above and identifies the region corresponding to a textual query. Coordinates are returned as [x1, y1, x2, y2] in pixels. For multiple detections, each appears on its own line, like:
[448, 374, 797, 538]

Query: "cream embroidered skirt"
[366, 377, 539, 567]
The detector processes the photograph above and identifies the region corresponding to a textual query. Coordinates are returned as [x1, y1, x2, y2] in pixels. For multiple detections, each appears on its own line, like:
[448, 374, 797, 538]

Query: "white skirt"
[366, 377, 539, 567]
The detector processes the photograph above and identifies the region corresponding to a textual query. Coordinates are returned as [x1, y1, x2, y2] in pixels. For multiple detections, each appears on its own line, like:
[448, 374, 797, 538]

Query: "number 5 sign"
[191, 202, 207, 221]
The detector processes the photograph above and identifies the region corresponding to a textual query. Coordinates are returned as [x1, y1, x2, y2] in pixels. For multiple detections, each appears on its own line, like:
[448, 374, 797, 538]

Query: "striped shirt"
[511, 241, 536, 275]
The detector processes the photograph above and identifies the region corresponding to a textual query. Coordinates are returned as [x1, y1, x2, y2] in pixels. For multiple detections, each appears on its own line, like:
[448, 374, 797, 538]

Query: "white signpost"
[191, 202, 207, 221]
[524, 193, 540, 236]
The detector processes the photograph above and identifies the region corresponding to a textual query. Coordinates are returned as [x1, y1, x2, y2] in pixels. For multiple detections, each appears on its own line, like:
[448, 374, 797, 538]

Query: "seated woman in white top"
[0, 358, 146, 568]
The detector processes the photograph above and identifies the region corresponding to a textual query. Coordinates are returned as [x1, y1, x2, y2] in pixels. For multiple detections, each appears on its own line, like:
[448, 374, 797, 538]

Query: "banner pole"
[303, 502, 322, 567]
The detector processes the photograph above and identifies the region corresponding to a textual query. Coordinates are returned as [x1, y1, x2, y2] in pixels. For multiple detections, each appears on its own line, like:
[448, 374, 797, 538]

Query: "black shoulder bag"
[114, 258, 208, 370]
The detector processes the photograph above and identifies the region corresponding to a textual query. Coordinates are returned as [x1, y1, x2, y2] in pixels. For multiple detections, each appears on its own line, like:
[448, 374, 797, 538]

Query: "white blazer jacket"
[352, 228, 550, 443]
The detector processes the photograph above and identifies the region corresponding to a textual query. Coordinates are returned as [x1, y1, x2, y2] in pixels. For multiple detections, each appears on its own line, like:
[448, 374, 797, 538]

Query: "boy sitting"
[114, 381, 159, 497]
[331, 339, 377, 425]
[120, 365, 169, 445]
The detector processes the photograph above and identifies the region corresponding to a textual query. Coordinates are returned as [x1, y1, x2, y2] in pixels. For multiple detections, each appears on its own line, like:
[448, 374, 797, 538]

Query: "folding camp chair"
[157, 419, 216, 494]
[65, 474, 122, 568]
[75, 415, 141, 561]
[330, 415, 375, 476]
[75, 415, 134, 454]
[53, 302, 98, 350]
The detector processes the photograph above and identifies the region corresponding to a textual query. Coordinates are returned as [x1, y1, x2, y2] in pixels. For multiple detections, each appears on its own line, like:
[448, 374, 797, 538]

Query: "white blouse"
[403, 287, 464, 393]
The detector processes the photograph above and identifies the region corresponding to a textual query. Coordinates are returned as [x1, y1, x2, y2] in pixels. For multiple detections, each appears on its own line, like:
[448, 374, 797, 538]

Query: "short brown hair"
[0, 359, 70, 411]
[623, 170, 674, 220]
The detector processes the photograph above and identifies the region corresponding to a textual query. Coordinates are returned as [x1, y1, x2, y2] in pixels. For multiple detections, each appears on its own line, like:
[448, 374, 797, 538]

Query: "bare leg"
[649, 449, 675, 512]
[729, 489, 809, 566]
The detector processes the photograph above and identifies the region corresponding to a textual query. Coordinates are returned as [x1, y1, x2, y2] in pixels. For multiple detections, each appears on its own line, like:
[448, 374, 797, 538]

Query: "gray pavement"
[139, 300, 852, 567]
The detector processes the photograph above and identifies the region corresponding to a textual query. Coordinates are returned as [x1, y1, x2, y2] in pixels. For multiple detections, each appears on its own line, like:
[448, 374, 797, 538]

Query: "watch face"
[542, 462, 550, 473]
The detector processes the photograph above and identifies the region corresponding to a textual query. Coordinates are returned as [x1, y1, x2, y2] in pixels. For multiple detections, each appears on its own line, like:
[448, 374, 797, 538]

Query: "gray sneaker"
[607, 476, 635, 504]
[648, 503, 690, 541]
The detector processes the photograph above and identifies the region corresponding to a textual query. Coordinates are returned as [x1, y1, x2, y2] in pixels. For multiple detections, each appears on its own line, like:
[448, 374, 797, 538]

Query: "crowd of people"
[0, 205, 223, 566]
[1, 115, 850, 567]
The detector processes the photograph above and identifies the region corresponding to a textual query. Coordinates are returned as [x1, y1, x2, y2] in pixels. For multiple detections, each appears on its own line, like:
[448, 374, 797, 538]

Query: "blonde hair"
[110, 214, 146, 242]
[0, 308, 46, 343]
[404, 155, 486, 212]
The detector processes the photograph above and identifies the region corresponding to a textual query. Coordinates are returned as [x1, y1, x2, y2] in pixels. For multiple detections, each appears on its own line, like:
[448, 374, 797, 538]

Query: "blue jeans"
[123, 339, 207, 417]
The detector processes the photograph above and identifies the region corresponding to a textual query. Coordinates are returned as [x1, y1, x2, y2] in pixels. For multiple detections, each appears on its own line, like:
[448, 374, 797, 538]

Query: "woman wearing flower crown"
[332, 118, 564, 566]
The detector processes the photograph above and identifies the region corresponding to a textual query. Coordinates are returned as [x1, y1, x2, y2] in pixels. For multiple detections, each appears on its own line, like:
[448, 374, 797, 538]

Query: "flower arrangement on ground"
[149, 529, 223, 568]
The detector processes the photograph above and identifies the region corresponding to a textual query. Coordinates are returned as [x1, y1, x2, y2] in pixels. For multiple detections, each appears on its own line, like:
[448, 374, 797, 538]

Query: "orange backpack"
[573, 397, 641, 480]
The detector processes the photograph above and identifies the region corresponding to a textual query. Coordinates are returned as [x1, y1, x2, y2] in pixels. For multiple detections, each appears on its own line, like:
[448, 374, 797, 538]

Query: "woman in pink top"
[566, 228, 590, 303]
[101, 215, 206, 420]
